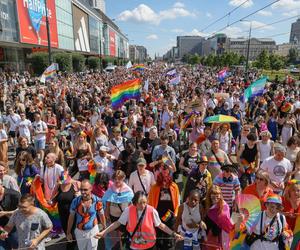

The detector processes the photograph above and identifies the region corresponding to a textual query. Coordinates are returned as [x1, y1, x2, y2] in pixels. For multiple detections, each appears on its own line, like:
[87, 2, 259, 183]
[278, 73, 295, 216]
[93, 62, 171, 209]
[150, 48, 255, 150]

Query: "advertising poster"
[73, 5, 90, 52]
[109, 29, 116, 57]
[16, 0, 58, 47]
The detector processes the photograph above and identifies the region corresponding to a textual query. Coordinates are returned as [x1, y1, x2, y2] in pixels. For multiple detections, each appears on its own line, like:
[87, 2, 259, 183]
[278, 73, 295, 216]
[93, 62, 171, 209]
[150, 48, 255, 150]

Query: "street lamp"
[241, 20, 252, 80]
[44, 0, 52, 64]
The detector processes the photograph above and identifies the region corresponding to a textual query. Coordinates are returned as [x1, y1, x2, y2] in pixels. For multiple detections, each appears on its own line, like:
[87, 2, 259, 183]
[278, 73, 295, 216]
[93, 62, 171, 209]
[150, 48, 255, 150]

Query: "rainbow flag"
[31, 177, 61, 229]
[88, 160, 97, 184]
[291, 215, 300, 250]
[133, 64, 145, 71]
[111, 79, 141, 109]
[162, 209, 173, 222]
[230, 230, 249, 250]
[40, 63, 58, 83]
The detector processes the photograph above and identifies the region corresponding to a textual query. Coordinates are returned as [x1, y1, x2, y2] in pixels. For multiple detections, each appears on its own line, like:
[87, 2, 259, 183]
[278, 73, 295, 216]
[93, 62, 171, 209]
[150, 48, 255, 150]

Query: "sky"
[106, 0, 300, 58]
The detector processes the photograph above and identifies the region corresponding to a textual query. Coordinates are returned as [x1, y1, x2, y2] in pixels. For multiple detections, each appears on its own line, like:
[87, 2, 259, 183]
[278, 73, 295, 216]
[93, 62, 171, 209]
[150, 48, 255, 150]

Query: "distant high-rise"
[176, 36, 204, 58]
[290, 18, 300, 44]
[91, 0, 106, 14]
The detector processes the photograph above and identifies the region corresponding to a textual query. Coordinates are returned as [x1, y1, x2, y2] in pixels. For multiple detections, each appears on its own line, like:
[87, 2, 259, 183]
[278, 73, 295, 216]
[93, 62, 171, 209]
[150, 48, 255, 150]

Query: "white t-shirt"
[6, 114, 21, 131]
[40, 163, 64, 200]
[94, 155, 114, 177]
[18, 119, 32, 139]
[32, 120, 47, 140]
[118, 205, 161, 227]
[0, 129, 7, 140]
[108, 137, 125, 159]
[260, 156, 293, 184]
[128, 170, 155, 194]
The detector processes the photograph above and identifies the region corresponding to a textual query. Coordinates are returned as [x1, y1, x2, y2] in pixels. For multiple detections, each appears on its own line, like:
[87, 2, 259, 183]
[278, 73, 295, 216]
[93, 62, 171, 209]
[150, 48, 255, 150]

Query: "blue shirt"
[70, 194, 104, 230]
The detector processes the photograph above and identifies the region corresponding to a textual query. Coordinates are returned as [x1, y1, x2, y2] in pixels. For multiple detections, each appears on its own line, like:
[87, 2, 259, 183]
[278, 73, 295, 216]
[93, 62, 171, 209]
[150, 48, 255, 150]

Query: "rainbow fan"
[88, 160, 96, 184]
[236, 194, 261, 231]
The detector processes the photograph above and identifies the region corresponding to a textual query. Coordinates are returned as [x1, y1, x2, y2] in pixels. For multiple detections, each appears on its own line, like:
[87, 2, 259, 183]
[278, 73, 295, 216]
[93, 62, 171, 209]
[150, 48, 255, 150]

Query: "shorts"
[34, 139, 46, 151]
[8, 131, 16, 138]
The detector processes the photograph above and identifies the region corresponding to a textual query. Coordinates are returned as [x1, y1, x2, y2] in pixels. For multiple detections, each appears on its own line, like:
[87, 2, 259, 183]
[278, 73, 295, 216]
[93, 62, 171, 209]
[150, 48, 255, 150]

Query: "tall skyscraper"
[290, 18, 300, 44]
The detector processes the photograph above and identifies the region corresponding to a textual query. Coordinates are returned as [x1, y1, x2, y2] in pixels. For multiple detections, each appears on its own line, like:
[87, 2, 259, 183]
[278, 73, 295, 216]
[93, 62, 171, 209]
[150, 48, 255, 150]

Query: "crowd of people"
[0, 63, 299, 250]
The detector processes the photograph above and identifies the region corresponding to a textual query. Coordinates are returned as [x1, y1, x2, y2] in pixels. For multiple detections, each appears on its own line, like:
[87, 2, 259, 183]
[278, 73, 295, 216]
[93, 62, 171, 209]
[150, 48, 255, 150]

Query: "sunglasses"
[256, 176, 265, 181]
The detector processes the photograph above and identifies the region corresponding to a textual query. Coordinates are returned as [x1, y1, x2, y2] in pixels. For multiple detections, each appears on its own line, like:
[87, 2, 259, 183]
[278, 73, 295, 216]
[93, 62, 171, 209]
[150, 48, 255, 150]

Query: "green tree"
[87, 57, 100, 70]
[239, 55, 246, 65]
[269, 53, 285, 71]
[288, 48, 298, 64]
[189, 54, 201, 65]
[255, 50, 270, 69]
[182, 54, 191, 63]
[29, 52, 48, 75]
[72, 53, 86, 72]
[53, 52, 72, 72]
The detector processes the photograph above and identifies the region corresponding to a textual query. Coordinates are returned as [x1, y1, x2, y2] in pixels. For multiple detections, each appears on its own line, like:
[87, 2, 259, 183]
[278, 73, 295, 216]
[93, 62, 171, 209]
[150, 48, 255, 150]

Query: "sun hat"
[196, 156, 208, 164]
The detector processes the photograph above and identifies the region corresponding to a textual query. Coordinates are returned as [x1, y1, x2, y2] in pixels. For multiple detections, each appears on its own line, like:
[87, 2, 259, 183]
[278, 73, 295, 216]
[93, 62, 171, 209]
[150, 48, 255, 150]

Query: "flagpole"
[45, 0, 52, 64]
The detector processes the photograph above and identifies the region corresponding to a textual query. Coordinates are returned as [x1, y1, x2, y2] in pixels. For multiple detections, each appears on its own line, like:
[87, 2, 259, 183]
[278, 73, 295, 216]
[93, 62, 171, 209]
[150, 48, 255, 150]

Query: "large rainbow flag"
[133, 64, 145, 71]
[292, 215, 300, 250]
[31, 177, 61, 229]
[111, 79, 141, 109]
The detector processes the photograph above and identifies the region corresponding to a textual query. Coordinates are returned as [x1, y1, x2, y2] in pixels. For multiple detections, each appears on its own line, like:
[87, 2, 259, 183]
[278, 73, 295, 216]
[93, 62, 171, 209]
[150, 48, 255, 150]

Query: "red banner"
[109, 30, 116, 57]
[16, 0, 58, 48]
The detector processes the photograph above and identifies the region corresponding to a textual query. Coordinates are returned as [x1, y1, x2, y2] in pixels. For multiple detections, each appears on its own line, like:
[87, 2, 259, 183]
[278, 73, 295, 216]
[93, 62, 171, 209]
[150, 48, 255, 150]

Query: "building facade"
[177, 36, 204, 58]
[228, 38, 276, 60]
[0, 0, 129, 72]
[290, 18, 300, 44]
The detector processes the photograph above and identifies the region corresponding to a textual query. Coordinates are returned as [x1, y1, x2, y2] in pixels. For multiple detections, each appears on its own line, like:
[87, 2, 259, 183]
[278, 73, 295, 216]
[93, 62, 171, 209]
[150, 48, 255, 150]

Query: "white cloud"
[229, 0, 253, 8]
[173, 2, 185, 8]
[223, 26, 244, 38]
[258, 10, 272, 16]
[272, 0, 300, 10]
[282, 10, 299, 16]
[171, 28, 184, 33]
[206, 12, 212, 18]
[117, 3, 195, 25]
[146, 34, 158, 40]
[186, 29, 209, 37]
[241, 20, 274, 30]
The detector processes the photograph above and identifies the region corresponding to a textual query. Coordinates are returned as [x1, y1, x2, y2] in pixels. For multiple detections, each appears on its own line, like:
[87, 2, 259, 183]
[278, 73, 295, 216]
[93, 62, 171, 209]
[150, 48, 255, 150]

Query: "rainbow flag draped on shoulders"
[40, 63, 58, 83]
[111, 79, 141, 109]
[30, 177, 61, 229]
[291, 215, 300, 250]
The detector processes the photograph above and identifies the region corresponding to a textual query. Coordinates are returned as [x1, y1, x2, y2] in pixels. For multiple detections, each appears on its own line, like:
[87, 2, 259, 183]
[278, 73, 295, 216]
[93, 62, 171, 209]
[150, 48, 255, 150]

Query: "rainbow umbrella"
[204, 114, 239, 123]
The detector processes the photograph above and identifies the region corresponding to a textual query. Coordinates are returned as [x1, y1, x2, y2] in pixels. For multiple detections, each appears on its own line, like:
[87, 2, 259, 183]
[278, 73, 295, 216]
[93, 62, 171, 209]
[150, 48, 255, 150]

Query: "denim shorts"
[34, 139, 46, 151]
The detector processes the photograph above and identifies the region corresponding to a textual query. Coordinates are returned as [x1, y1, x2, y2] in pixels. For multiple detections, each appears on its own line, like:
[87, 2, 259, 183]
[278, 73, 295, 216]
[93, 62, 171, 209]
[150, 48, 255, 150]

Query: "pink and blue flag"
[218, 68, 228, 82]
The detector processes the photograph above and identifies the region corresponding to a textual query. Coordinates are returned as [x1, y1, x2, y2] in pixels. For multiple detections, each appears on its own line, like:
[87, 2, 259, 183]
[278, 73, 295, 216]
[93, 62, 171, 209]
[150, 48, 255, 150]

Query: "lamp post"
[44, 0, 52, 64]
[245, 21, 252, 80]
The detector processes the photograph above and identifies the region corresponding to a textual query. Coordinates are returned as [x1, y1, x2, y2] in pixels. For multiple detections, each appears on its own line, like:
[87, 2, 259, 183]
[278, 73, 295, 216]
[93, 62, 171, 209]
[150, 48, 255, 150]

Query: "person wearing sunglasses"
[67, 179, 106, 250]
[243, 170, 274, 210]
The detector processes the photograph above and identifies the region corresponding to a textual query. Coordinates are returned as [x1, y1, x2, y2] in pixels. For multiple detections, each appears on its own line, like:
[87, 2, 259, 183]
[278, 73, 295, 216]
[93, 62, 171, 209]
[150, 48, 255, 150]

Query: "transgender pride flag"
[218, 68, 228, 82]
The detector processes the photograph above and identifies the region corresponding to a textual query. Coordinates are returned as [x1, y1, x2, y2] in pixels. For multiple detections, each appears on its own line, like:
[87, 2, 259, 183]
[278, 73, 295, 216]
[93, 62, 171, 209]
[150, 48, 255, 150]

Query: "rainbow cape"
[88, 160, 97, 184]
[111, 79, 141, 109]
[31, 177, 61, 229]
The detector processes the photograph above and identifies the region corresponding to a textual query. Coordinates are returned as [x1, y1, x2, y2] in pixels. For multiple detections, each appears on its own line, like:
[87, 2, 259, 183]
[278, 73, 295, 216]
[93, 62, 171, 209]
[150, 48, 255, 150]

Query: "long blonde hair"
[206, 185, 225, 215]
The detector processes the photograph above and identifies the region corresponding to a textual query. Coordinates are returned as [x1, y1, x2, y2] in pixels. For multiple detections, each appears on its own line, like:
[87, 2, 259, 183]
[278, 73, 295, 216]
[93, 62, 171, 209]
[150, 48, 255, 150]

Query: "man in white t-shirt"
[260, 144, 293, 194]
[128, 158, 155, 195]
[108, 127, 126, 159]
[17, 112, 32, 143]
[32, 112, 47, 162]
[6, 107, 20, 147]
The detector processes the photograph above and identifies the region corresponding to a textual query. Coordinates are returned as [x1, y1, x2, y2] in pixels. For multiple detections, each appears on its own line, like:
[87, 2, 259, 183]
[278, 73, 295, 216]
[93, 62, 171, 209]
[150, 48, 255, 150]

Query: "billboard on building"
[16, 0, 58, 47]
[109, 29, 116, 57]
[73, 5, 90, 52]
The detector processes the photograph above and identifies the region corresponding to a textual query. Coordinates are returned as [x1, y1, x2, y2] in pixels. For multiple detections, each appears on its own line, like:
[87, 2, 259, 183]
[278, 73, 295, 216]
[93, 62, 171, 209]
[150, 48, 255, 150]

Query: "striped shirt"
[213, 173, 240, 207]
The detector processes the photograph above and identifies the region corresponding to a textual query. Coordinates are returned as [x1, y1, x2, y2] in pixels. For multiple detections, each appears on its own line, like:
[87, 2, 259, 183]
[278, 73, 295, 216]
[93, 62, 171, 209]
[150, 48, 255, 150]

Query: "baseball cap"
[136, 158, 147, 166]
[196, 156, 208, 164]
